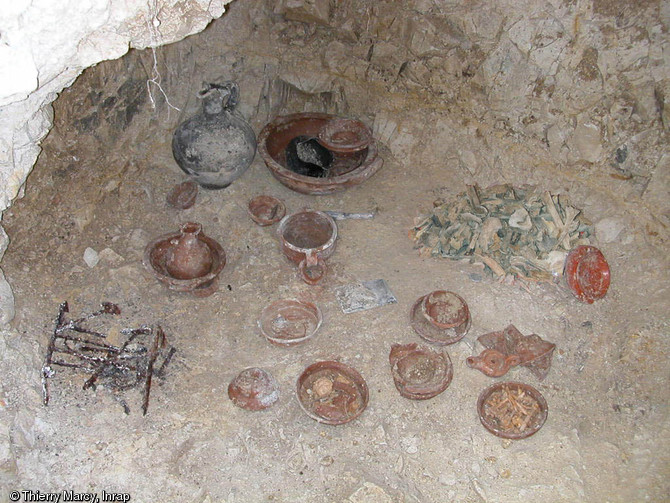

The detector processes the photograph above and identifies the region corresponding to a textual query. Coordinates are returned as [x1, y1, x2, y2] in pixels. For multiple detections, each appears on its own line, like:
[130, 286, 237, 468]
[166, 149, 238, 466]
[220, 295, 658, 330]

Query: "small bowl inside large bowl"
[296, 361, 369, 425]
[258, 113, 383, 195]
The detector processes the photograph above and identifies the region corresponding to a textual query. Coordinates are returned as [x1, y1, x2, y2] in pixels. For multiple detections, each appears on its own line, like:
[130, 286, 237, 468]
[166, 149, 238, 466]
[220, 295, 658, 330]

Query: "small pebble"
[439, 472, 457, 486]
[469, 272, 483, 282]
[83, 247, 99, 268]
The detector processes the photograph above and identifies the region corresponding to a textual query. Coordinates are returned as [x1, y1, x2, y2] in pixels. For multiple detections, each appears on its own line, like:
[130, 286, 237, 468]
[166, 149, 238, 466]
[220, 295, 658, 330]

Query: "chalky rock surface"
[0, 0, 231, 324]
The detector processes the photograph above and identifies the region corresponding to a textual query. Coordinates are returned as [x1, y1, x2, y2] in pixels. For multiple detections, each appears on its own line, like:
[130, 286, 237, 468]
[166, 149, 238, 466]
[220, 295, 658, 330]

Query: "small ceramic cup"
[277, 209, 337, 285]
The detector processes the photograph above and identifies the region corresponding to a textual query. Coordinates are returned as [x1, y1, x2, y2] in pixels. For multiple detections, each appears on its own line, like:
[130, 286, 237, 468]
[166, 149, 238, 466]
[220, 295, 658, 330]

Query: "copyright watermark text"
[8, 490, 130, 503]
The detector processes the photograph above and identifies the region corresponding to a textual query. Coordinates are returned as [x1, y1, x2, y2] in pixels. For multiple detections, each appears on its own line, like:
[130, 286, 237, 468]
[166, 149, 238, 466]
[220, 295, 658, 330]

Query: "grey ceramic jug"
[172, 81, 256, 189]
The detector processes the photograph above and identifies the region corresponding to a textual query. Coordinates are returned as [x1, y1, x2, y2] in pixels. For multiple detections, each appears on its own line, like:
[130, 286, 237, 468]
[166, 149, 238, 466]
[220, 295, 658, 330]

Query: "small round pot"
[389, 343, 453, 400]
[259, 299, 322, 346]
[477, 381, 548, 440]
[410, 291, 471, 345]
[296, 361, 369, 425]
[277, 209, 337, 285]
[228, 368, 279, 411]
[248, 195, 286, 226]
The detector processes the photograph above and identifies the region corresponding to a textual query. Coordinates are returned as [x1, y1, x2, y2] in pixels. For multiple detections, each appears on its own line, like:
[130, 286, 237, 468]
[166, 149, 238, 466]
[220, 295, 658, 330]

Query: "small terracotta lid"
[564, 245, 611, 303]
[296, 361, 369, 425]
[166, 180, 198, 209]
[228, 368, 279, 411]
[248, 195, 286, 226]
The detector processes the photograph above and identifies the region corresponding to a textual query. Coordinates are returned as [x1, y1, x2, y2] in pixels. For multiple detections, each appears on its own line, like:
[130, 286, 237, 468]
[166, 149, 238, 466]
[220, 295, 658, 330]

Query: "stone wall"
[195, 0, 669, 215]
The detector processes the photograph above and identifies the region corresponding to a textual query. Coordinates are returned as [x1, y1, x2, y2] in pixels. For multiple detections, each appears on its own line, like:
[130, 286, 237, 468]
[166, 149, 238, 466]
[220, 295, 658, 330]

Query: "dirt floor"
[1, 2, 670, 502]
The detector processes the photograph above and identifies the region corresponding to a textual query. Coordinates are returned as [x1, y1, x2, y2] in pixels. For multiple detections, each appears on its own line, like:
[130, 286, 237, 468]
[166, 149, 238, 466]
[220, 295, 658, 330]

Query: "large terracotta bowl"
[257, 113, 384, 195]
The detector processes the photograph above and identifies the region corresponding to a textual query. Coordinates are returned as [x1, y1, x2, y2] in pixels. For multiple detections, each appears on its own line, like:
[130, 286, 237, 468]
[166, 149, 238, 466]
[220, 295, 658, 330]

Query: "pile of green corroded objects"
[410, 184, 594, 281]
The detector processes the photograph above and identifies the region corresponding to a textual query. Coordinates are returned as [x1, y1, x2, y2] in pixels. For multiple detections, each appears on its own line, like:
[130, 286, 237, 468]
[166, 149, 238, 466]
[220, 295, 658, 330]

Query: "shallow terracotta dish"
[228, 368, 279, 411]
[296, 361, 369, 425]
[477, 381, 548, 440]
[410, 291, 471, 345]
[248, 195, 286, 226]
[259, 299, 322, 346]
[564, 245, 610, 303]
[258, 113, 383, 195]
[389, 343, 453, 400]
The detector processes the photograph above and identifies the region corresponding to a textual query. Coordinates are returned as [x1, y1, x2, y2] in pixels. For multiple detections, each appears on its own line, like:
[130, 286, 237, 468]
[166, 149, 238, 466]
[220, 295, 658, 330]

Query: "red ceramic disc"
[564, 245, 611, 304]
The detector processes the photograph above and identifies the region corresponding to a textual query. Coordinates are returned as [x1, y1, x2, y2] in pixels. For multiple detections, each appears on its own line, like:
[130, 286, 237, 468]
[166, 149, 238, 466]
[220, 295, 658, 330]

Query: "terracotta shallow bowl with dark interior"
[258, 113, 383, 195]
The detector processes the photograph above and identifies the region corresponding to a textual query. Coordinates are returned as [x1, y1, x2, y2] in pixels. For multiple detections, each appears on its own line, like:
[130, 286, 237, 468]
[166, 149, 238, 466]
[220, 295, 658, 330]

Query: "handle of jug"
[299, 251, 326, 285]
[199, 81, 240, 115]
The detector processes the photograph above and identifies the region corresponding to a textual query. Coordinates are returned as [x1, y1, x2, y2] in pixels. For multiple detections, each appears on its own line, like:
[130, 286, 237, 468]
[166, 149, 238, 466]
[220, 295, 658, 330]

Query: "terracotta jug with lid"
[165, 222, 213, 280]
